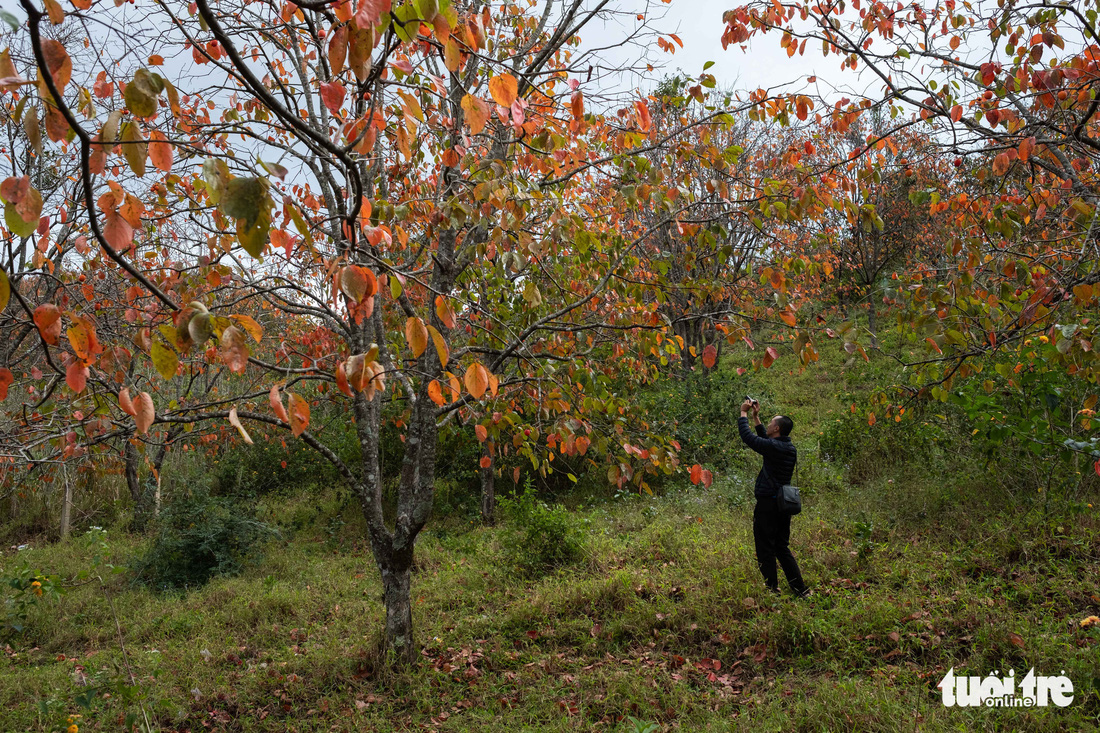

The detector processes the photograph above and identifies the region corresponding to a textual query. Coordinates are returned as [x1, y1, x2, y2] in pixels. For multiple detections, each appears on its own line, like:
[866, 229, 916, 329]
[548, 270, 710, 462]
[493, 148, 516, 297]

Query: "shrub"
[819, 409, 946, 483]
[500, 481, 584, 576]
[134, 488, 279, 591]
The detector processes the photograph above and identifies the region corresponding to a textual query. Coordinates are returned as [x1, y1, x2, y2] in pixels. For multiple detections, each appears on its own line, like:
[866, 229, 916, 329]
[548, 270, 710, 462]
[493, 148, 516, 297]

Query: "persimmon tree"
[721, 0, 1100, 466]
[0, 0, 748, 664]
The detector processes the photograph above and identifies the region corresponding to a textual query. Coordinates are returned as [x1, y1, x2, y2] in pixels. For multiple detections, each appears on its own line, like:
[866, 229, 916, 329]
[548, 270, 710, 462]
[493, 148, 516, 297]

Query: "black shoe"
[794, 588, 813, 599]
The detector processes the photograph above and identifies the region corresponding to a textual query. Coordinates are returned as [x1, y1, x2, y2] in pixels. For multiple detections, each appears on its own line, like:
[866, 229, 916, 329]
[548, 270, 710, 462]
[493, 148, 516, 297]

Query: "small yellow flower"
[1082, 616, 1100, 629]
[1039, 335, 1049, 343]
[67, 725, 79, 733]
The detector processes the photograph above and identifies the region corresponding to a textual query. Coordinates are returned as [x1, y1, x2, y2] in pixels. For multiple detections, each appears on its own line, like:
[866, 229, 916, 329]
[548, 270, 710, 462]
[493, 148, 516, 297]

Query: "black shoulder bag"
[763, 462, 802, 516]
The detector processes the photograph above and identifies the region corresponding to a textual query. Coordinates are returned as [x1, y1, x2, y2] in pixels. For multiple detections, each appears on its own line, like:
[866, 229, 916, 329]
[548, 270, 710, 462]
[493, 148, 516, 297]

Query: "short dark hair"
[776, 415, 794, 437]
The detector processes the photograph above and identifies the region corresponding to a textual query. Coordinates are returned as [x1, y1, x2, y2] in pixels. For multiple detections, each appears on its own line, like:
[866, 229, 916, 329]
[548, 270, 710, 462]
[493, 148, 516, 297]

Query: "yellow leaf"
[228, 406, 253, 444]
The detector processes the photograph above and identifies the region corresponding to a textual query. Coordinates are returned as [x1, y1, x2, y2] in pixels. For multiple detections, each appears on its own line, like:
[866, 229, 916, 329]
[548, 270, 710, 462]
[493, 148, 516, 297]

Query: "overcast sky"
[576, 0, 882, 103]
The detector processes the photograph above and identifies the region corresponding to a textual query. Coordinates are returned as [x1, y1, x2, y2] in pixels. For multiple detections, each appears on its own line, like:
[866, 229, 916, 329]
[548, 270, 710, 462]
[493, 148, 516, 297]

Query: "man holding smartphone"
[738, 398, 810, 598]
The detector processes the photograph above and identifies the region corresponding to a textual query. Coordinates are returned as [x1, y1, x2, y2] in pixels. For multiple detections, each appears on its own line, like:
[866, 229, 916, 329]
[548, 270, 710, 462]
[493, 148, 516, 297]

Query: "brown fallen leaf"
[1007, 631, 1025, 648]
[742, 597, 756, 609]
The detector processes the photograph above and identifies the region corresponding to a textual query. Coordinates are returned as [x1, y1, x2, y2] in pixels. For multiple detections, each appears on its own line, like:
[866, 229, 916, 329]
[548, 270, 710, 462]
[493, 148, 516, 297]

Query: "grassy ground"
[3, 468, 1098, 731]
[3, 344, 1099, 732]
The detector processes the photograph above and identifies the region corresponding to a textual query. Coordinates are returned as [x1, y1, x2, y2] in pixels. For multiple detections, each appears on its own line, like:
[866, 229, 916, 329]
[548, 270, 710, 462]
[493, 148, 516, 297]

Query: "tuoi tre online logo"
[938, 668, 1074, 708]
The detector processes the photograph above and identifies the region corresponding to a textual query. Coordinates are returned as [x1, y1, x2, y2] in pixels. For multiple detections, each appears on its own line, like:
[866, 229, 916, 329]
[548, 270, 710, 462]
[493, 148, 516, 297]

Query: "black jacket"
[737, 416, 797, 499]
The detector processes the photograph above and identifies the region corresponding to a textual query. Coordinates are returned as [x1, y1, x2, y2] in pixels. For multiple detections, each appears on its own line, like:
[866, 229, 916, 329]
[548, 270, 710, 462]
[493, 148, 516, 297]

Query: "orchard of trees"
[0, 0, 1098, 707]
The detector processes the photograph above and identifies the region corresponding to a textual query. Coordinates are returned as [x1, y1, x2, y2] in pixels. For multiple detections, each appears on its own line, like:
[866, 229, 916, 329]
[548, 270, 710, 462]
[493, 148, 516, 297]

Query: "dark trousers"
[753, 499, 807, 594]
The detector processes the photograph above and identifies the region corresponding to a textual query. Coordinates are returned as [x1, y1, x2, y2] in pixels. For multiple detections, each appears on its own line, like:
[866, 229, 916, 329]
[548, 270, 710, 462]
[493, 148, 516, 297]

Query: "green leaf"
[393, 3, 419, 42]
[221, 177, 273, 257]
[202, 158, 229, 205]
[120, 121, 147, 177]
[124, 68, 164, 118]
[0, 10, 19, 31]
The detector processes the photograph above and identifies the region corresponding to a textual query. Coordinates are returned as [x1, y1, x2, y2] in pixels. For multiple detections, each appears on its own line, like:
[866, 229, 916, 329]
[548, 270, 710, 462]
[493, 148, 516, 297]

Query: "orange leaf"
[867, 412, 876, 427]
[67, 316, 100, 363]
[635, 100, 651, 132]
[443, 37, 461, 73]
[464, 362, 489, 399]
[148, 130, 173, 172]
[479, 455, 492, 468]
[118, 387, 137, 416]
[435, 295, 456, 329]
[428, 379, 446, 406]
[135, 391, 155, 434]
[427, 324, 448, 368]
[475, 424, 488, 442]
[762, 346, 778, 368]
[779, 310, 797, 327]
[488, 74, 518, 107]
[287, 391, 310, 437]
[328, 25, 348, 76]
[270, 384, 290, 423]
[230, 314, 264, 343]
[340, 265, 377, 302]
[461, 93, 489, 134]
[33, 304, 62, 345]
[405, 316, 428, 358]
[689, 464, 702, 485]
[1018, 136, 1036, 162]
[219, 324, 250, 374]
[575, 436, 590, 455]
[336, 362, 353, 397]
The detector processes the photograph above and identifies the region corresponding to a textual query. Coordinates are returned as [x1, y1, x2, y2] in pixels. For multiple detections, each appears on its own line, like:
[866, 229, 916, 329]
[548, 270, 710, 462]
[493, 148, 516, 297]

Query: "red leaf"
[354, 0, 390, 28]
[689, 464, 702, 485]
[319, 81, 346, 115]
[0, 367, 13, 400]
[702, 344, 717, 369]
[761, 346, 778, 368]
[479, 455, 491, 468]
[66, 361, 87, 393]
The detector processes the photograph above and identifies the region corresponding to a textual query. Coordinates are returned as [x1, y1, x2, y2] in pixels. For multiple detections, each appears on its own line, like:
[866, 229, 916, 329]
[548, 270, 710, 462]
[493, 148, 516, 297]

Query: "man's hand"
[751, 401, 761, 419]
[740, 399, 754, 414]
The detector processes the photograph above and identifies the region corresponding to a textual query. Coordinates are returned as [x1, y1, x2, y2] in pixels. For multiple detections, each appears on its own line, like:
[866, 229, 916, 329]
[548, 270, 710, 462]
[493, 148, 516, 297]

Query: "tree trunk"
[125, 440, 155, 533]
[60, 477, 72, 539]
[480, 445, 495, 526]
[867, 291, 879, 349]
[380, 564, 415, 665]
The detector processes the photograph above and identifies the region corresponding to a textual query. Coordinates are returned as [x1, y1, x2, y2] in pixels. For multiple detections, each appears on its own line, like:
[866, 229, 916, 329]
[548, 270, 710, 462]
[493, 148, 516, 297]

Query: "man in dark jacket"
[738, 399, 810, 597]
